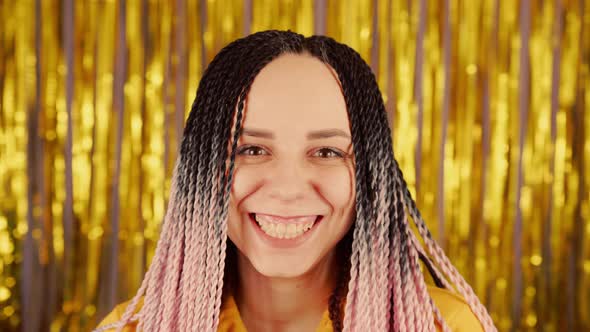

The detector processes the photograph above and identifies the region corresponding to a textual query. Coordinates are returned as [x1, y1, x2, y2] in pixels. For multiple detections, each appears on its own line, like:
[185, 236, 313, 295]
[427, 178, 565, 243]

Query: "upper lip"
[251, 212, 322, 218]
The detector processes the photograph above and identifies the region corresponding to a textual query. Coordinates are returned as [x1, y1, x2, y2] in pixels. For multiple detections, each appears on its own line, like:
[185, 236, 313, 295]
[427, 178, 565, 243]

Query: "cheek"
[227, 166, 260, 239]
[230, 165, 262, 199]
[315, 165, 355, 212]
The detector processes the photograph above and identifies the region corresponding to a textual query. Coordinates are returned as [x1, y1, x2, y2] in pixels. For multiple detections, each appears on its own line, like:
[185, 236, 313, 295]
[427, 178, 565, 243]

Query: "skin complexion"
[227, 53, 356, 332]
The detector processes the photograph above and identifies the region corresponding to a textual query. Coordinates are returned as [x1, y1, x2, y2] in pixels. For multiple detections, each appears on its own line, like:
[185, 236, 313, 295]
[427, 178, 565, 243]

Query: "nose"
[266, 160, 309, 203]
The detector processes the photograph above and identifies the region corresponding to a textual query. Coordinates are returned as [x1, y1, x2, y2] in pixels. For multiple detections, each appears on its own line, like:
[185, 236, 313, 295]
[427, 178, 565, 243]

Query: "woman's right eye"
[237, 145, 268, 156]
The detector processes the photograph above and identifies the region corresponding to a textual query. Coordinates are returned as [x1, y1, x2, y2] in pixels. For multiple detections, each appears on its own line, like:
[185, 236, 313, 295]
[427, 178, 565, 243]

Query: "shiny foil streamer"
[0, 1, 588, 331]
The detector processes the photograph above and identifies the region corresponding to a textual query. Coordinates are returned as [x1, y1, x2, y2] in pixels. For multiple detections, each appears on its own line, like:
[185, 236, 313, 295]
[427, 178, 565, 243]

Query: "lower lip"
[248, 214, 323, 249]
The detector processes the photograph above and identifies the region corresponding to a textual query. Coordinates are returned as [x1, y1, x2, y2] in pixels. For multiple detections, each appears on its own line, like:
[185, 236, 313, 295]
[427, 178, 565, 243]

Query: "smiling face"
[227, 53, 356, 278]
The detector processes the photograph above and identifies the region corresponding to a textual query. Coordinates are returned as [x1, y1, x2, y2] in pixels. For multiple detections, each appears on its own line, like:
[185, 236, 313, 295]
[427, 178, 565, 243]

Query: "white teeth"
[276, 224, 286, 238]
[254, 214, 317, 239]
[256, 214, 317, 224]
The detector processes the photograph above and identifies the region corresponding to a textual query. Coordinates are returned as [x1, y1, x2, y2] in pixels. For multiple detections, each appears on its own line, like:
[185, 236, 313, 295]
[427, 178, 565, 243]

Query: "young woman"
[95, 30, 496, 332]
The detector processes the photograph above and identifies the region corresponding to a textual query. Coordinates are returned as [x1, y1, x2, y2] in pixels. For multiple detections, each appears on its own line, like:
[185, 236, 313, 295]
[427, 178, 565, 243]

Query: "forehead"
[242, 53, 350, 133]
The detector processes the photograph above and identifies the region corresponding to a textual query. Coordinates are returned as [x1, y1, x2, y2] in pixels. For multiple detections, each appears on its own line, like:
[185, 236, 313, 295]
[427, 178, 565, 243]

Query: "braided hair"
[95, 30, 496, 332]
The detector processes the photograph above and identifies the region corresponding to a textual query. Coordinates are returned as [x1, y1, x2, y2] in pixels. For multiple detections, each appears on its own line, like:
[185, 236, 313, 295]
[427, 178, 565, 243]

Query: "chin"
[248, 252, 318, 278]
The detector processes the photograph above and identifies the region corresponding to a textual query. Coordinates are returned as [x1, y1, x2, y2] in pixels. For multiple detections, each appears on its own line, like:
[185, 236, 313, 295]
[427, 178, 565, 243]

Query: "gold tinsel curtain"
[0, 0, 588, 331]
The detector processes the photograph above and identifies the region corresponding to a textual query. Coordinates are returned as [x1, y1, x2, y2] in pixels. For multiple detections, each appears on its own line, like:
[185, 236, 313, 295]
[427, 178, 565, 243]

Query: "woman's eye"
[237, 145, 268, 156]
[313, 147, 344, 159]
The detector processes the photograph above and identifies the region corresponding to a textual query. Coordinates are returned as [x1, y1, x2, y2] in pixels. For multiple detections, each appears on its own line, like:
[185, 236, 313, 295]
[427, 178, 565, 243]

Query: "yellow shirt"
[97, 286, 483, 331]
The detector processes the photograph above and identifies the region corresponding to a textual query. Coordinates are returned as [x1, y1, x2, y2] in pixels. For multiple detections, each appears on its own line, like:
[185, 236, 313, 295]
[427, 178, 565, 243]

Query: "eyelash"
[236, 145, 346, 159]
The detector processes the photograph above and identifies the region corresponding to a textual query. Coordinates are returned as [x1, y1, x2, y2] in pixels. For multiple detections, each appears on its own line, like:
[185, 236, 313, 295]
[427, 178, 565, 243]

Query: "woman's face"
[227, 53, 356, 278]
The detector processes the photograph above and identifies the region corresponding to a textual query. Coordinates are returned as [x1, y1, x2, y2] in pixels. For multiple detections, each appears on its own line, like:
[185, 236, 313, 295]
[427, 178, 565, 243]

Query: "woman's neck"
[233, 251, 338, 332]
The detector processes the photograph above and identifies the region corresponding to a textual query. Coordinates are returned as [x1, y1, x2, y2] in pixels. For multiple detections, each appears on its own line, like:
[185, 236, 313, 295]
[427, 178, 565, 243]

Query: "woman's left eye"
[313, 147, 345, 159]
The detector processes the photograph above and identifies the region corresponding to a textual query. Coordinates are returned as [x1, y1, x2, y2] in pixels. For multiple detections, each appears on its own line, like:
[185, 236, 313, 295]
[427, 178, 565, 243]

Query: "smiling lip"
[247, 213, 324, 249]
[251, 213, 320, 224]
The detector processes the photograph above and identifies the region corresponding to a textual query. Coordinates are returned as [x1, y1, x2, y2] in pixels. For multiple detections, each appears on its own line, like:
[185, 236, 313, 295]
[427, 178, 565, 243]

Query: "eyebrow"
[241, 128, 351, 140]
